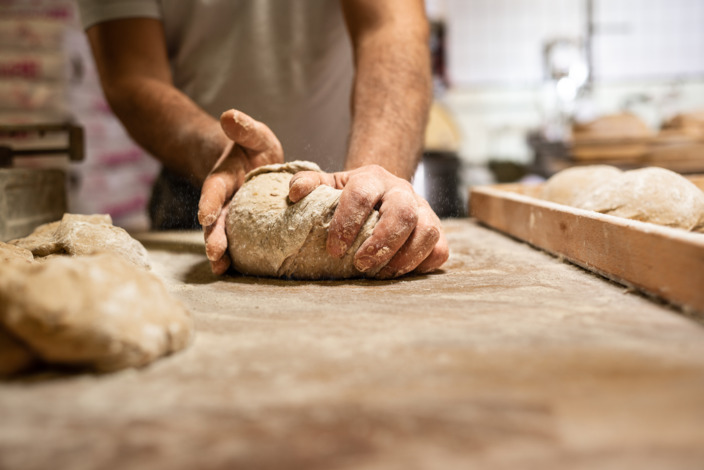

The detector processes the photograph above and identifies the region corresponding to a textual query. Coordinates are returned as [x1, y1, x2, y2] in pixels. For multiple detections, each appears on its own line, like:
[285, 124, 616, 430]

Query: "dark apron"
[148, 167, 201, 230]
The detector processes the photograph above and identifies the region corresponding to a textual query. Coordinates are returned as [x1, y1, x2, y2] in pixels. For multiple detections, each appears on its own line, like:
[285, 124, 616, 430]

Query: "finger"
[375, 202, 440, 279]
[210, 253, 231, 276]
[197, 145, 246, 226]
[353, 187, 419, 272]
[289, 171, 337, 202]
[327, 176, 385, 258]
[220, 109, 281, 154]
[203, 203, 230, 262]
[413, 227, 450, 274]
[198, 175, 229, 226]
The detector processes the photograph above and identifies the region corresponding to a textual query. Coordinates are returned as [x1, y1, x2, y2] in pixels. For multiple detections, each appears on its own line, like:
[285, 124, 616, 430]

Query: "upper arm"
[86, 18, 172, 92]
[339, 0, 429, 46]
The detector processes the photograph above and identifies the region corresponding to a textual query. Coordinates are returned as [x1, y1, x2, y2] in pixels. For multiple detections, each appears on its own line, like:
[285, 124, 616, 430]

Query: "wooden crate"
[470, 179, 704, 315]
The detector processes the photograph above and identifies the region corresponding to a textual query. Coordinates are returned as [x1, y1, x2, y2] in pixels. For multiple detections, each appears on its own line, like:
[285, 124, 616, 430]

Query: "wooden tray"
[470, 180, 704, 315]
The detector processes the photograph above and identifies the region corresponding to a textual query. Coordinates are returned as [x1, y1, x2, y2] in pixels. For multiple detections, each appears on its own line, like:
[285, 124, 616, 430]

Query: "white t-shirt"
[77, 0, 354, 172]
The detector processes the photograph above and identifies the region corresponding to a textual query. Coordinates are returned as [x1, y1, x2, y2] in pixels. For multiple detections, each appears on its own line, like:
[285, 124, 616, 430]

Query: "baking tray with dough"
[471, 176, 704, 315]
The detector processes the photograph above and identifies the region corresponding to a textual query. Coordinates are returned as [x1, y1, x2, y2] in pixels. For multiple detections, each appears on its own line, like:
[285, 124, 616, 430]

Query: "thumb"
[198, 145, 247, 226]
[220, 109, 281, 154]
[198, 174, 230, 226]
[288, 171, 337, 202]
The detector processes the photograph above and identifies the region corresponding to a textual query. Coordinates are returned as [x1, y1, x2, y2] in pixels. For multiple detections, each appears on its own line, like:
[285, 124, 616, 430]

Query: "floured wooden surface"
[1, 219, 703, 469]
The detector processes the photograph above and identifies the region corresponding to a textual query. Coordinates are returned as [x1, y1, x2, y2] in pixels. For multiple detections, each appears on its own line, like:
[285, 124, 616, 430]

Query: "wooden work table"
[1, 219, 703, 469]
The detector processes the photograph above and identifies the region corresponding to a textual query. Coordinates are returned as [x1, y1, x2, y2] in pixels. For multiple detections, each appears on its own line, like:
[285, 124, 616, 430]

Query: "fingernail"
[376, 266, 397, 279]
[328, 238, 348, 257]
[354, 255, 376, 272]
[200, 213, 217, 226]
[205, 242, 223, 261]
[288, 181, 303, 202]
[211, 256, 231, 275]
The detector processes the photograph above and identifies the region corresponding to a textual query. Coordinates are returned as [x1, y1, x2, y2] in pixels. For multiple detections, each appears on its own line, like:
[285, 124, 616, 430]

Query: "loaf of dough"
[542, 165, 622, 206]
[0, 241, 34, 264]
[0, 253, 193, 372]
[10, 213, 150, 269]
[573, 167, 704, 230]
[1, 216, 193, 374]
[0, 327, 36, 376]
[226, 161, 383, 279]
[0, 242, 38, 376]
[543, 166, 704, 231]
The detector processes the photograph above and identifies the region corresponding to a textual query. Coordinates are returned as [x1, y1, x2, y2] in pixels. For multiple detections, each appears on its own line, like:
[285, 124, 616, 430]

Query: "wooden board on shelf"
[569, 135, 704, 171]
[470, 181, 704, 315]
[571, 142, 650, 162]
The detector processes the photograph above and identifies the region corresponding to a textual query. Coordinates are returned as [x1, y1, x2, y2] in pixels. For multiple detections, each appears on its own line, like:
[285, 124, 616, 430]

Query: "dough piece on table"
[0, 253, 193, 372]
[574, 167, 704, 230]
[0, 242, 37, 376]
[10, 213, 150, 269]
[8, 221, 61, 257]
[0, 241, 34, 264]
[226, 161, 384, 280]
[0, 328, 36, 376]
[542, 165, 622, 206]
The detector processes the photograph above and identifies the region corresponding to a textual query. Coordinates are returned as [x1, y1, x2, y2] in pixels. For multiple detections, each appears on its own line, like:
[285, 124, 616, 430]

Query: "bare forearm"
[102, 78, 227, 185]
[343, 6, 432, 179]
[86, 19, 227, 186]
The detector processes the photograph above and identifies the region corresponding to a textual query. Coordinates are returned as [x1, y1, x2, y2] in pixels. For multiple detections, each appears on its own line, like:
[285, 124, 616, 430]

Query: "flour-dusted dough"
[10, 213, 150, 269]
[542, 165, 622, 206]
[0, 242, 38, 376]
[226, 161, 384, 279]
[0, 241, 34, 264]
[572, 167, 704, 230]
[0, 328, 36, 376]
[0, 253, 193, 372]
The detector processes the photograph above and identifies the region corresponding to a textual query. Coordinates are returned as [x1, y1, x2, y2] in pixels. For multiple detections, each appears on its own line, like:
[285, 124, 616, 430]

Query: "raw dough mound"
[8, 220, 60, 257]
[226, 161, 382, 279]
[10, 213, 150, 269]
[0, 328, 36, 376]
[0, 242, 38, 376]
[0, 253, 193, 372]
[0, 241, 34, 264]
[574, 167, 704, 230]
[0, 242, 37, 376]
[542, 165, 622, 206]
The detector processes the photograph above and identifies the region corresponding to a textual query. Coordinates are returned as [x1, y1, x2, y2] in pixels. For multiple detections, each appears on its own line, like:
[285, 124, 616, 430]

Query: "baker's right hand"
[198, 109, 284, 275]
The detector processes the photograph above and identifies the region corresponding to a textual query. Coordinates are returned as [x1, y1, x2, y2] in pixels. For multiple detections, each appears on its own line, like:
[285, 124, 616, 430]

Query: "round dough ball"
[226, 161, 382, 280]
[0, 253, 193, 372]
[542, 165, 622, 206]
[574, 167, 704, 230]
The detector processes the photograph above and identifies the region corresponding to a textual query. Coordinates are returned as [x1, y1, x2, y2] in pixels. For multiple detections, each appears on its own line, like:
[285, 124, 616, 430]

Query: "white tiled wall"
[593, 0, 704, 81]
[435, 0, 704, 167]
[445, 0, 704, 85]
[446, 0, 583, 85]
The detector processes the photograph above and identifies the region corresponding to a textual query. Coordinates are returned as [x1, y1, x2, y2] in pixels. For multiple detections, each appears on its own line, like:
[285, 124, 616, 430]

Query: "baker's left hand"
[288, 164, 449, 278]
[198, 109, 284, 275]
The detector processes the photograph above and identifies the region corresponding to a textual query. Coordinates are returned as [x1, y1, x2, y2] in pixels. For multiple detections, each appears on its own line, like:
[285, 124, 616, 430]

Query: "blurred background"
[1, 0, 703, 228]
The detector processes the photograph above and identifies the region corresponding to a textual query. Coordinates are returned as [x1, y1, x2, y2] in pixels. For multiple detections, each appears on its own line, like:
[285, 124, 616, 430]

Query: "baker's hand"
[288, 165, 449, 278]
[198, 109, 284, 275]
